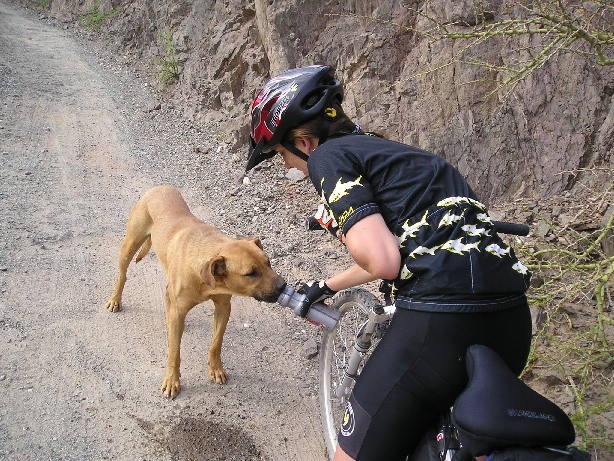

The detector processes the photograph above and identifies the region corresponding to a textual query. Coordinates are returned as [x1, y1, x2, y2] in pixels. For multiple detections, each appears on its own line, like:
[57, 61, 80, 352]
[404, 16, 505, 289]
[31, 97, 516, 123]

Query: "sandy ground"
[0, 2, 328, 459]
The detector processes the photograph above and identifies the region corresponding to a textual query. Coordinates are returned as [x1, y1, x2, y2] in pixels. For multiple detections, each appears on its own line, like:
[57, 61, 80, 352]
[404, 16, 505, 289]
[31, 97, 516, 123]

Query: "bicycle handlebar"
[305, 217, 530, 236]
[492, 221, 529, 236]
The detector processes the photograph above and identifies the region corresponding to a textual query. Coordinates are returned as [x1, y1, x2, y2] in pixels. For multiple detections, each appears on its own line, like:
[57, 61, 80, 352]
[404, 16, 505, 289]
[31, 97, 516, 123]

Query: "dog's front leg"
[208, 294, 231, 384]
[161, 289, 193, 398]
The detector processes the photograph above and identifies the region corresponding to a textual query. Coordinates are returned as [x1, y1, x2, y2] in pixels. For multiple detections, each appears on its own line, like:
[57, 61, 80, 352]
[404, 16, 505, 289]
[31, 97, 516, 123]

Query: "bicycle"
[277, 220, 591, 461]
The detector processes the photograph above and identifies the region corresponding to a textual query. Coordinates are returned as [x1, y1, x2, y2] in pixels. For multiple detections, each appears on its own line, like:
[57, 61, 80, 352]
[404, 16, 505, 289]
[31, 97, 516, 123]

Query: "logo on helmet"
[324, 107, 337, 118]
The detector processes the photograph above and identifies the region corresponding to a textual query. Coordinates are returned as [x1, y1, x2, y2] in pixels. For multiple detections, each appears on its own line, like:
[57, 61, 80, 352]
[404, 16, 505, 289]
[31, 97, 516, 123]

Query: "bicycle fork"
[335, 304, 394, 399]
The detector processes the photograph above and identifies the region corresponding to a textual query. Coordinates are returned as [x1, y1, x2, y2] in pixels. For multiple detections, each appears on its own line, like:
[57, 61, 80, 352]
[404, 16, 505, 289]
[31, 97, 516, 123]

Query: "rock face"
[38, 0, 613, 201]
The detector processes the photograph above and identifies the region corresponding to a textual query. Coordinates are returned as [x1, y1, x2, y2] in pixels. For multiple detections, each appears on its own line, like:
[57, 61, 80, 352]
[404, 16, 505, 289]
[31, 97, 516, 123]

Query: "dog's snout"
[276, 278, 287, 293]
[273, 278, 287, 298]
[255, 276, 286, 303]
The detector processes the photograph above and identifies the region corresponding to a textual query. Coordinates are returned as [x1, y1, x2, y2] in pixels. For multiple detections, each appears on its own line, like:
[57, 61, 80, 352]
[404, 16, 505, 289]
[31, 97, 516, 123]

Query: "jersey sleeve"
[308, 146, 380, 235]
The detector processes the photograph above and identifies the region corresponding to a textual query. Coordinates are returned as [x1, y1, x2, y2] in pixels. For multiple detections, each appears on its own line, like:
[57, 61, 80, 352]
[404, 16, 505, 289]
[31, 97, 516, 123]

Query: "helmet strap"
[282, 141, 310, 163]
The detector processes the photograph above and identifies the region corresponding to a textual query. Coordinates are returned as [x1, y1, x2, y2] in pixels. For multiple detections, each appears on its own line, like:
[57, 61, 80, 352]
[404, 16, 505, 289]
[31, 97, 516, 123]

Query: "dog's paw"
[208, 365, 227, 384]
[105, 296, 122, 312]
[161, 374, 181, 398]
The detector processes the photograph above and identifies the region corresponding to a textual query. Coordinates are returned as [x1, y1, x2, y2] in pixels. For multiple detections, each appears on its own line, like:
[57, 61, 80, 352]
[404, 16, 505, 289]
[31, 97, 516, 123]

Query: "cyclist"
[246, 65, 532, 461]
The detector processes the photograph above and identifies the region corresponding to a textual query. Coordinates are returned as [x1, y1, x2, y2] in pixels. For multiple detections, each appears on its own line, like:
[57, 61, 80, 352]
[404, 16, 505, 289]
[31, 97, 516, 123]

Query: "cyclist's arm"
[326, 214, 400, 291]
[325, 264, 377, 292]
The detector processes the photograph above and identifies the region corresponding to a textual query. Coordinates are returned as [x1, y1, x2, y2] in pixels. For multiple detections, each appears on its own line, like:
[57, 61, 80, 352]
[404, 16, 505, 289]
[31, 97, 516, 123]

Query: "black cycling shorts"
[337, 301, 532, 461]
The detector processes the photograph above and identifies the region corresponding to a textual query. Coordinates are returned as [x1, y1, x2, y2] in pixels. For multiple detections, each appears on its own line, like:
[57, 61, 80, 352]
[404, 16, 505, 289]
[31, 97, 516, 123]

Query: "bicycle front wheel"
[319, 288, 382, 460]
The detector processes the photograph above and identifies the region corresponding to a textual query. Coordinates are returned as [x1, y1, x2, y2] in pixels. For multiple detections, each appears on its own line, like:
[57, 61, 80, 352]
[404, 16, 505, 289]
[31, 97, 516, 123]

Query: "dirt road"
[0, 2, 328, 459]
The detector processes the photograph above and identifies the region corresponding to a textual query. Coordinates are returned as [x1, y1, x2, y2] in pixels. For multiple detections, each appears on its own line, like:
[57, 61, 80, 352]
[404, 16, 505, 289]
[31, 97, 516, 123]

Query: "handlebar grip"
[493, 221, 530, 236]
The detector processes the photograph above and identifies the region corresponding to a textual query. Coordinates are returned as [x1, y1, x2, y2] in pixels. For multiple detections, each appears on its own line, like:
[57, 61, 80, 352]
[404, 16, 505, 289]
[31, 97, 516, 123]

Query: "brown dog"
[105, 185, 285, 398]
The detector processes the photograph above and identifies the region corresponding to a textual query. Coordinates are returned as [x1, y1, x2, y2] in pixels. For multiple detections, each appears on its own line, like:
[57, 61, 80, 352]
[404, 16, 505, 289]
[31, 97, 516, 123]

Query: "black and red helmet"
[246, 65, 343, 171]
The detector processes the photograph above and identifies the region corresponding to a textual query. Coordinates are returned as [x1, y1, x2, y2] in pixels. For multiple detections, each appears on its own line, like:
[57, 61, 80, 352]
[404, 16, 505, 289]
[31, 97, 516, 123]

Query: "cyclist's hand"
[297, 280, 337, 318]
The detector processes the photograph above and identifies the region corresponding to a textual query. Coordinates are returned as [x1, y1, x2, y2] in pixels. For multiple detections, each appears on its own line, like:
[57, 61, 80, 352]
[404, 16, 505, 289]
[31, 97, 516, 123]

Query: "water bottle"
[277, 285, 340, 331]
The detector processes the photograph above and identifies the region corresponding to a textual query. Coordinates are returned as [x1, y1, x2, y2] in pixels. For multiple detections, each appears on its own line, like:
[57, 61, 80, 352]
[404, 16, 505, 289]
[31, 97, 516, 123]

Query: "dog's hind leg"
[207, 294, 232, 384]
[105, 198, 152, 312]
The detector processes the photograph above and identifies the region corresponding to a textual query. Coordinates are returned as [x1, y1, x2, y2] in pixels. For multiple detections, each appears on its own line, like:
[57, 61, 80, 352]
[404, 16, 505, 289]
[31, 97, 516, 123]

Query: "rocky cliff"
[33, 0, 613, 202]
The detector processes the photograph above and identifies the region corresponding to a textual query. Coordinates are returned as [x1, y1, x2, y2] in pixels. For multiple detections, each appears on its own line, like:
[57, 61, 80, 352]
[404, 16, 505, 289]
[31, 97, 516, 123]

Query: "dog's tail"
[134, 235, 152, 263]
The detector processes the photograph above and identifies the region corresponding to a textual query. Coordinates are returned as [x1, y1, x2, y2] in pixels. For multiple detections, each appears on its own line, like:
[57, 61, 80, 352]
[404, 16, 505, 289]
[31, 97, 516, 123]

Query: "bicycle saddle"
[452, 345, 575, 457]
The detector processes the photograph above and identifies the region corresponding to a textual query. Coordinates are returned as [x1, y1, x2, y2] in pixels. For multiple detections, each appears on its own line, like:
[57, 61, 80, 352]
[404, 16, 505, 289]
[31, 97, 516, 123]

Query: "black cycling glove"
[297, 280, 337, 318]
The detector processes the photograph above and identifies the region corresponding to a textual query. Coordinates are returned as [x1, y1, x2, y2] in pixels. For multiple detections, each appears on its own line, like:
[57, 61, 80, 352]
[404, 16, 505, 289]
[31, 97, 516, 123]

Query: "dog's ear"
[201, 256, 227, 287]
[245, 237, 263, 250]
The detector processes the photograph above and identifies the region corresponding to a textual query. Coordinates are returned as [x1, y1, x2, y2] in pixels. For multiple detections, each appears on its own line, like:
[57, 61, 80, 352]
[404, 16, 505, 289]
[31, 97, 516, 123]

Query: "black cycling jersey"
[307, 134, 531, 312]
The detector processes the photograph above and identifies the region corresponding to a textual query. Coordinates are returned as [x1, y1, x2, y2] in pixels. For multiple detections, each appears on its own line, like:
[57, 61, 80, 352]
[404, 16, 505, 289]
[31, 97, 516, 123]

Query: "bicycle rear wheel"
[319, 288, 383, 460]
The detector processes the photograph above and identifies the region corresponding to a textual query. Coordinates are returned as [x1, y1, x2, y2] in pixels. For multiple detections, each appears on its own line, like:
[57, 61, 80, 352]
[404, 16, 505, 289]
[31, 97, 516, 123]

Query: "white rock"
[242, 176, 251, 185]
[285, 168, 305, 181]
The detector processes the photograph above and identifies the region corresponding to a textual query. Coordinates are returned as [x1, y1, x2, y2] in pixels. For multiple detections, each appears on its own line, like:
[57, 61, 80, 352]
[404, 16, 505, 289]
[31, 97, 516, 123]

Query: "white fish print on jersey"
[438, 210, 464, 228]
[462, 241, 481, 252]
[409, 245, 440, 258]
[399, 210, 430, 247]
[400, 265, 413, 280]
[485, 243, 510, 258]
[512, 261, 529, 275]
[328, 175, 363, 203]
[477, 213, 493, 225]
[440, 238, 481, 255]
[437, 196, 486, 209]
[461, 224, 491, 237]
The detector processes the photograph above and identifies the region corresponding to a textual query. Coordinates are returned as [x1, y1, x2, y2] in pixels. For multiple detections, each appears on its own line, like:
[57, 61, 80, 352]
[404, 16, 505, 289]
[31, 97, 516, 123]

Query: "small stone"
[530, 306, 546, 334]
[285, 168, 305, 181]
[539, 374, 565, 387]
[535, 220, 550, 238]
[559, 213, 574, 227]
[530, 274, 544, 289]
[0, 266, 7, 271]
[302, 338, 319, 359]
[0, 375, 6, 381]
[143, 100, 160, 112]
[193, 146, 209, 155]
[242, 176, 251, 186]
[324, 250, 338, 260]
